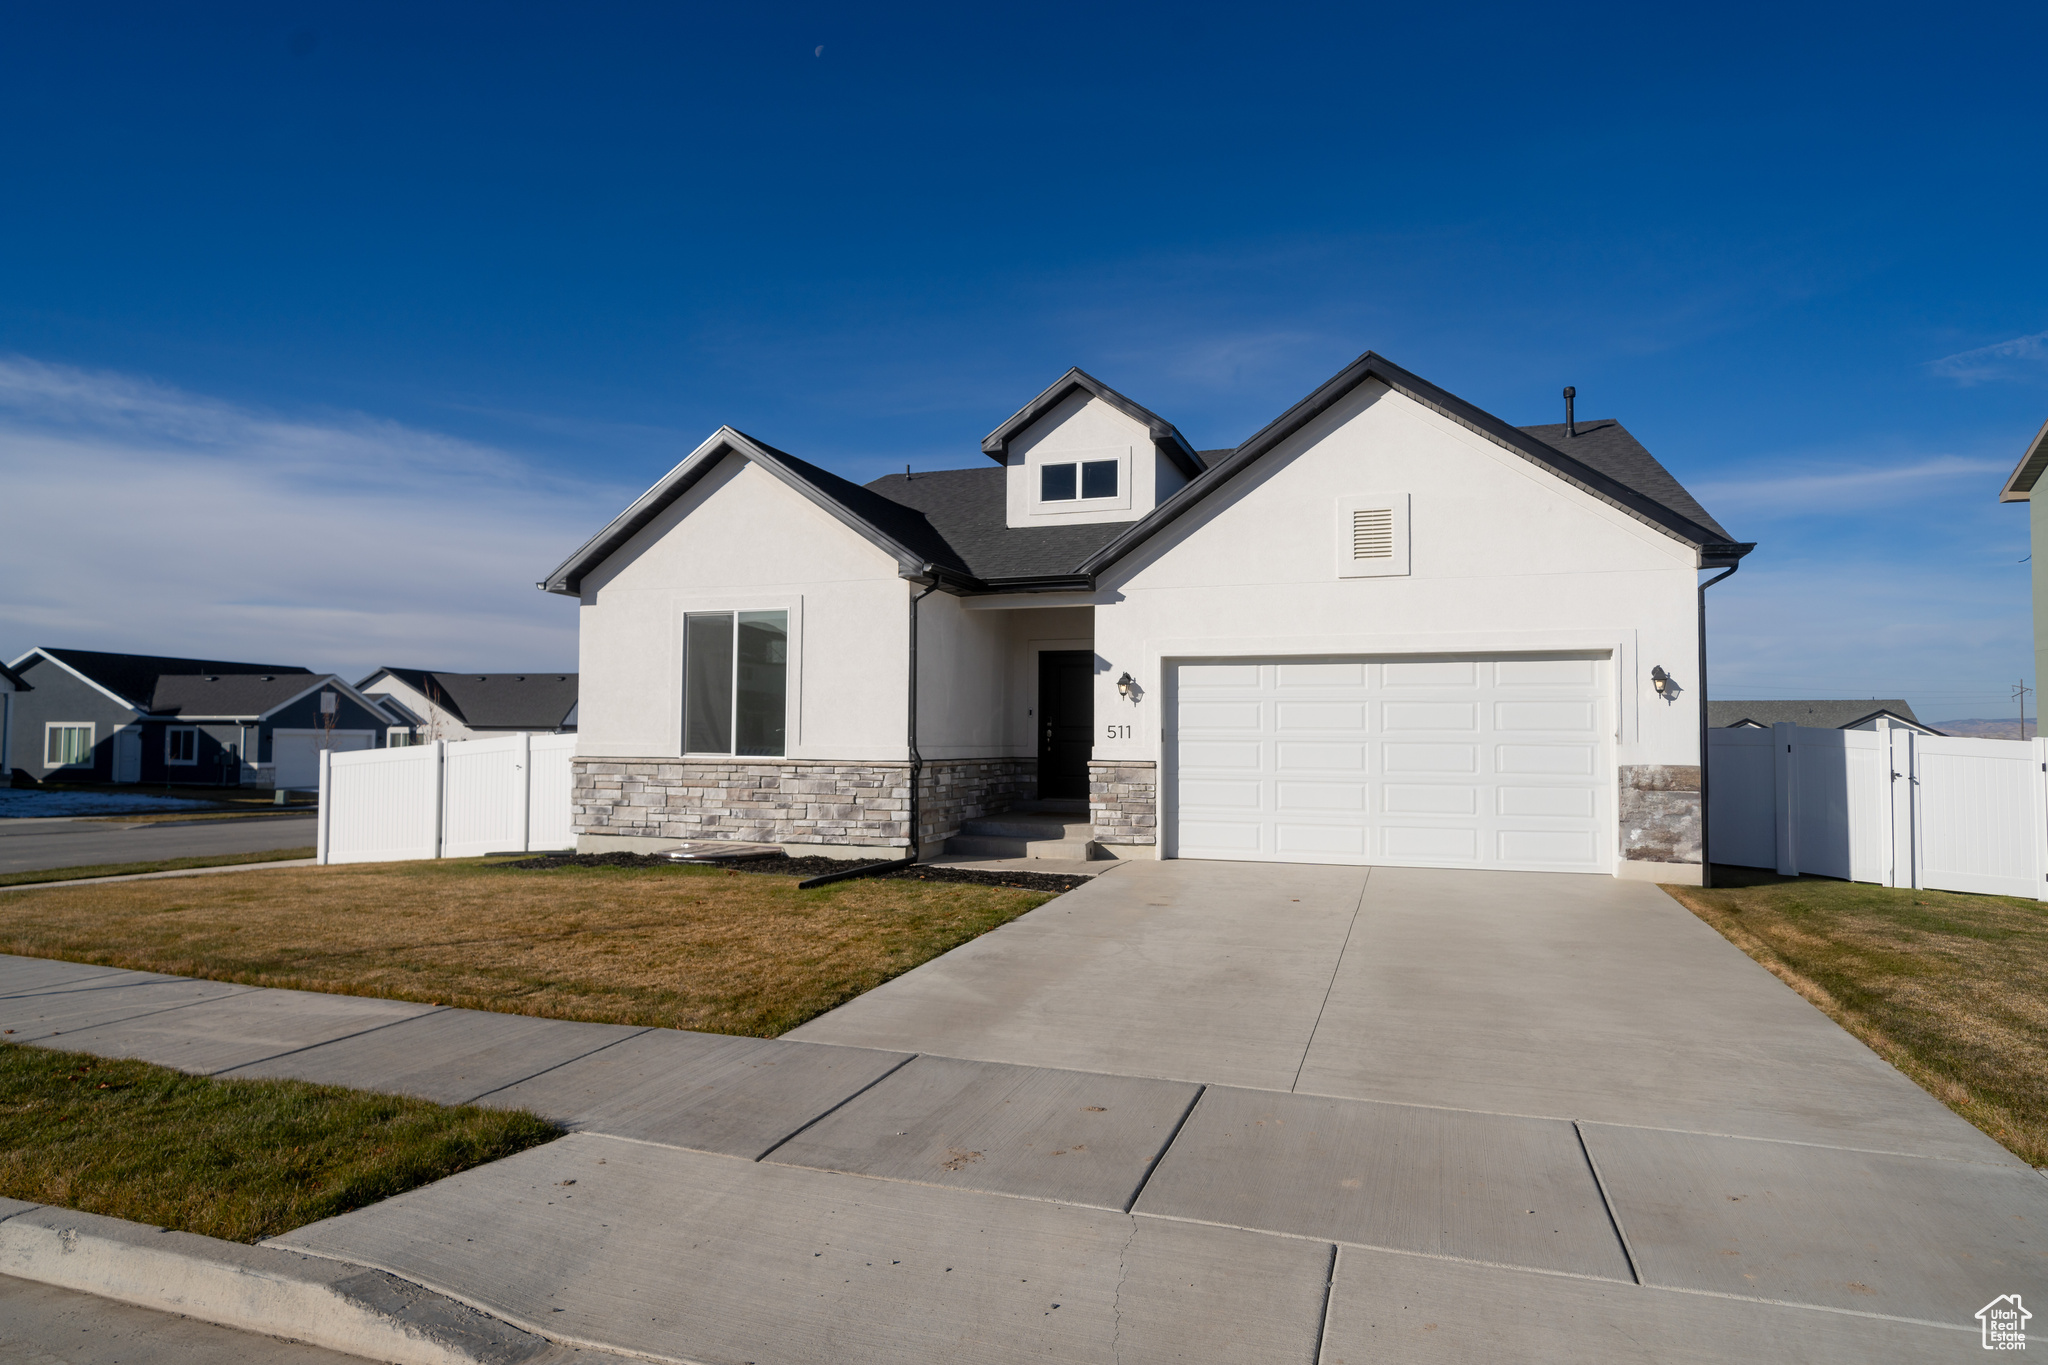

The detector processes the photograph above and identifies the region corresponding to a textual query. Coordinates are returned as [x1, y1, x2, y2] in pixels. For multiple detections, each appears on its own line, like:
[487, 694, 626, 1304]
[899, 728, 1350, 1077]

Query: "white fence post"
[432, 739, 446, 859]
[515, 731, 532, 853]
[1890, 727, 1916, 889]
[316, 748, 332, 865]
[1772, 722, 1797, 877]
[2035, 736, 2048, 904]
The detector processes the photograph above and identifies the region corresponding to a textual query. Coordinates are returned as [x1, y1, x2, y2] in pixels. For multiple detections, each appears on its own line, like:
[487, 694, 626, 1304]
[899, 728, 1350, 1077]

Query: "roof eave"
[2000, 417, 2048, 502]
[541, 427, 930, 597]
[1077, 351, 1743, 578]
[980, 369, 1205, 480]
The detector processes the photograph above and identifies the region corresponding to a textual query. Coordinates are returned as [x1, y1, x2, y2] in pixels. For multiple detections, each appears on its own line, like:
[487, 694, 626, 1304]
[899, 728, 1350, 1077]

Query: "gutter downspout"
[1698, 562, 1740, 890]
[797, 568, 941, 892]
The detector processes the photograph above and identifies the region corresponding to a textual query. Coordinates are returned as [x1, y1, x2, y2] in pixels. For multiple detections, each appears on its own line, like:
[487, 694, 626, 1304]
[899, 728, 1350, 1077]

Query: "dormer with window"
[985, 368, 1206, 529]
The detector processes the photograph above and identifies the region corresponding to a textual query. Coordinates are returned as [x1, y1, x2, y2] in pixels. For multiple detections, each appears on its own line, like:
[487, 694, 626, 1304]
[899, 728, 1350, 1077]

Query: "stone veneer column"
[1618, 764, 1702, 866]
[1089, 759, 1157, 847]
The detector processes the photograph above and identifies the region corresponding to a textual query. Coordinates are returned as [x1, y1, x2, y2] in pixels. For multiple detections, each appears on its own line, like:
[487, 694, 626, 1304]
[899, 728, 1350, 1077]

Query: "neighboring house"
[0, 660, 24, 781]
[1708, 699, 1940, 735]
[545, 352, 1752, 884]
[3, 648, 397, 789]
[355, 669, 578, 743]
[2001, 416, 2048, 690]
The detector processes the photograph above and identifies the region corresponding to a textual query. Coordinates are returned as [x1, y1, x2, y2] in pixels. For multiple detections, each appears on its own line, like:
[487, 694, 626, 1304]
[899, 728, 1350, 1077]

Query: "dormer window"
[1036, 455, 1124, 508]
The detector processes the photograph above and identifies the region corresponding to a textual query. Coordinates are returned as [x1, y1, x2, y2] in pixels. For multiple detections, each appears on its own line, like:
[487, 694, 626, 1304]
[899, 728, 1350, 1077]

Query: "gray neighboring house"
[4, 648, 397, 788]
[2001, 417, 2048, 690]
[1708, 699, 1941, 735]
[355, 669, 578, 744]
[0, 660, 25, 779]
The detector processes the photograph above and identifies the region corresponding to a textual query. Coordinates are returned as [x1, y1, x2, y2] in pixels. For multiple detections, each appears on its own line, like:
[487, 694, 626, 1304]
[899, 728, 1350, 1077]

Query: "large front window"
[45, 723, 93, 767]
[684, 610, 788, 756]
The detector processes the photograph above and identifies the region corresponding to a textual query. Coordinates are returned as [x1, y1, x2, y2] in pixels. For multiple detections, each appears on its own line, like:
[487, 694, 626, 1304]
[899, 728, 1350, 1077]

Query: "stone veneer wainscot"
[1619, 763, 1701, 866]
[1090, 759, 1158, 847]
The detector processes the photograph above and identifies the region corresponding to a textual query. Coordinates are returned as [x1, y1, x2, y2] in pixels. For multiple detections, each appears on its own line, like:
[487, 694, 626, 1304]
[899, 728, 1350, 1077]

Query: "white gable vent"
[1335, 494, 1410, 579]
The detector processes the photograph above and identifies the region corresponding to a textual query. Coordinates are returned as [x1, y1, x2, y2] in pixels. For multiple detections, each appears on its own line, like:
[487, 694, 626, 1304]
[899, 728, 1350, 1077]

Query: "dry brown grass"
[1667, 867, 2048, 1166]
[0, 859, 1053, 1037]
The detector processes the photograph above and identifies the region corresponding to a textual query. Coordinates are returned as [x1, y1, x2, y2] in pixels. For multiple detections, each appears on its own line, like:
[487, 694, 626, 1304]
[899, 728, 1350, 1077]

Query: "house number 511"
[1104, 724, 1132, 740]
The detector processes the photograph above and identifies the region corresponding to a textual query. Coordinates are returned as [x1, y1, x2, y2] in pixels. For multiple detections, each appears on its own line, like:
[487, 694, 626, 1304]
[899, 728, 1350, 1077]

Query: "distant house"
[4, 648, 398, 789]
[355, 669, 578, 744]
[2000, 417, 2048, 690]
[0, 659, 25, 781]
[1707, 699, 1941, 735]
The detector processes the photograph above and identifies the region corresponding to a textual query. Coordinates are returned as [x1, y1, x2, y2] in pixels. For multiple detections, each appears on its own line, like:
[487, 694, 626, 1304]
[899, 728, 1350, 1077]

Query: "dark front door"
[1037, 651, 1095, 800]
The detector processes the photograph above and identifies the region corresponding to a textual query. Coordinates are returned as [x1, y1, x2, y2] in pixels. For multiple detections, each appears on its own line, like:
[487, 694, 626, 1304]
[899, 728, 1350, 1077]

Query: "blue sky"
[2, 2, 2045, 720]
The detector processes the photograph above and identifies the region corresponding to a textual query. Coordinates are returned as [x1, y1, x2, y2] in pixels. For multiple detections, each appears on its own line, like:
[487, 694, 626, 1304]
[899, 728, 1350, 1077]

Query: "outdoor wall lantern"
[1117, 672, 1136, 699]
[1650, 666, 1678, 701]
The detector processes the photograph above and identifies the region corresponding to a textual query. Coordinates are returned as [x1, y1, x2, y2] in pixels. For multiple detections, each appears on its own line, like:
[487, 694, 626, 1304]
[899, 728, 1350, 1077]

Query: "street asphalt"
[0, 815, 316, 876]
[0, 862, 2030, 1361]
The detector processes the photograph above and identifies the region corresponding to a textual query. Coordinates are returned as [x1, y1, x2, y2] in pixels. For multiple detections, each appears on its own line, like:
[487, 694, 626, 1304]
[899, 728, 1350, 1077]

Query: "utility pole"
[2015, 680, 2034, 741]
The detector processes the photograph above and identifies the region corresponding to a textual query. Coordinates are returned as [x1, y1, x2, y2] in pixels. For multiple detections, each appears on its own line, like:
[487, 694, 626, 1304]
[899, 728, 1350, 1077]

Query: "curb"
[0, 858, 319, 892]
[0, 1198, 626, 1363]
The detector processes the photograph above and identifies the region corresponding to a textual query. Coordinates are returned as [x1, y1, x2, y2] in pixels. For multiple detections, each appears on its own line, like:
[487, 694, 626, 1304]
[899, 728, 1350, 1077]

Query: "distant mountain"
[1929, 718, 2038, 739]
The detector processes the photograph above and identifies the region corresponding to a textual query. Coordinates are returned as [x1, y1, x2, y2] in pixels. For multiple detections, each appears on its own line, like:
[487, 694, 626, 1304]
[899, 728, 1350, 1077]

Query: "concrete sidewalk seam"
[209, 1006, 456, 1078]
[750, 1049, 921, 1161]
[1290, 866, 1369, 1094]
[27, 983, 265, 1045]
[459, 1027, 657, 1107]
[1121, 1083, 1205, 1214]
[1310, 1242, 1338, 1365]
[1575, 1118, 1641, 1285]
[0, 968, 153, 1001]
[0, 1201, 639, 1364]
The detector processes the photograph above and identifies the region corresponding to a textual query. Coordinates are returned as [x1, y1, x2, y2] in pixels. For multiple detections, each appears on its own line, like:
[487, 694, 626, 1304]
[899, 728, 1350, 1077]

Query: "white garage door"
[1167, 654, 1610, 872]
[271, 731, 375, 789]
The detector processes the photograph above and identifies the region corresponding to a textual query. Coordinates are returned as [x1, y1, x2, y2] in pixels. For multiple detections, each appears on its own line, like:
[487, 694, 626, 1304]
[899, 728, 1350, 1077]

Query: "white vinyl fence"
[1709, 722, 2048, 899]
[315, 733, 578, 865]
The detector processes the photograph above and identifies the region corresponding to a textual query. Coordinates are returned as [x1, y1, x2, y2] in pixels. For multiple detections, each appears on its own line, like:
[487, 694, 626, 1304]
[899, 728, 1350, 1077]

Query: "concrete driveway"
[789, 860, 2003, 1162]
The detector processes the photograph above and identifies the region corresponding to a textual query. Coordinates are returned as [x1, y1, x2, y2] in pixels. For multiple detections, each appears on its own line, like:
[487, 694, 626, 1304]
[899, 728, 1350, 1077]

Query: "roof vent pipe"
[1563, 386, 1577, 438]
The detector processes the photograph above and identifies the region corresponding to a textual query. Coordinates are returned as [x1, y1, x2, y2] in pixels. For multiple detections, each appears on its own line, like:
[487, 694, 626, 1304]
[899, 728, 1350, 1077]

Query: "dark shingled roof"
[32, 649, 311, 710]
[1709, 699, 1931, 731]
[862, 468, 1126, 582]
[1516, 421, 1732, 542]
[366, 669, 578, 730]
[150, 674, 336, 719]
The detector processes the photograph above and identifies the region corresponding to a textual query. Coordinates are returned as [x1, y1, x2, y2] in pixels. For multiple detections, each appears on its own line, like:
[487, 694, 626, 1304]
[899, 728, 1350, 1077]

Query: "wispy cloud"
[1692, 454, 2009, 516]
[1928, 330, 2048, 386]
[0, 358, 631, 679]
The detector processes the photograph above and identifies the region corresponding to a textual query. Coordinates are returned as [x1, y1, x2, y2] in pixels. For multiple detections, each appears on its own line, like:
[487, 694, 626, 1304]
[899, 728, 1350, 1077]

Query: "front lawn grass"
[0, 859, 1054, 1036]
[0, 1042, 555, 1242]
[0, 847, 316, 887]
[1666, 867, 2048, 1166]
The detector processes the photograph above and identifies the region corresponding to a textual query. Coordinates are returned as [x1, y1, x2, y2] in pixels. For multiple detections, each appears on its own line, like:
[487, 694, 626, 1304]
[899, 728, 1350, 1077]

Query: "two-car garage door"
[1166, 654, 1611, 872]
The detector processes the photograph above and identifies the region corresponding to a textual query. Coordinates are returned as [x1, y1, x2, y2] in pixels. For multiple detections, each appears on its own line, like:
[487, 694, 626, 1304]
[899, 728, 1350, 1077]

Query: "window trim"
[44, 722, 95, 768]
[680, 607, 791, 758]
[1028, 446, 1132, 515]
[164, 725, 199, 765]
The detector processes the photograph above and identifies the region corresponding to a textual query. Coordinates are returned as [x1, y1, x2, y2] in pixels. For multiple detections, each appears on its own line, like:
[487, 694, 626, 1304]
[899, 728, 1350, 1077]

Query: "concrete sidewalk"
[1, 851, 2040, 1361]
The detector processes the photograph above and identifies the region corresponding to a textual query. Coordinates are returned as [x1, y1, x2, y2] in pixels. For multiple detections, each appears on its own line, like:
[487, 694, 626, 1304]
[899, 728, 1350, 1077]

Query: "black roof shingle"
[29, 649, 311, 710]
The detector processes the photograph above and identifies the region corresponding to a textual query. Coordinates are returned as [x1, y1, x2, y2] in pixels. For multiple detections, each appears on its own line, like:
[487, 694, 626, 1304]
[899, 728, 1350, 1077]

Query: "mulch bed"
[496, 850, 1091, 895]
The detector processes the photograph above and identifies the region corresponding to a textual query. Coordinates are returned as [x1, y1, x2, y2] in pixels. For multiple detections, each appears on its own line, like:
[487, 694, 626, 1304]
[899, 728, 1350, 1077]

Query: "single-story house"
[356, 668, 578, 743]
[544, 351, 1753, 884]
[0, 660, 25, 780]
[1707, 699, 1940, 735]
[4, 648, 398, 788]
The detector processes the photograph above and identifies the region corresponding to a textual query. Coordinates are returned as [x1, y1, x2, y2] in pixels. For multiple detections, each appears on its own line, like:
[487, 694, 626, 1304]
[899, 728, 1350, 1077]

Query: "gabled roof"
[1708, 699, 1934, 732]
[0, 660, 24, 691]
[7, 648, 311, 712]
[358, 668, 579, 730]
[1079, 351, 1753, 579]
[544, 352, 1749, 597]
[980, 368, 1205, 480]
[1999, 417, 2048, 502]
[542, 426, 970, 597]
[149, 673, 390, 722]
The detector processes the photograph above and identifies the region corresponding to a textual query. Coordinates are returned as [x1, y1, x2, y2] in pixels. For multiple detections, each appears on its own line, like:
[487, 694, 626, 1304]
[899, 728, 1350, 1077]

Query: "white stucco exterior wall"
[1087, 379, 1703, 778]
[576, 455, 914, 761]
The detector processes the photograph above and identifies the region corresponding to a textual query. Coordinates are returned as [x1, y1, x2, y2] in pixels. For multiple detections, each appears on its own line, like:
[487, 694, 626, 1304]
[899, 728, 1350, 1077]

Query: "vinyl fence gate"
[1708, 722, 2048, 899]
[315, 732, 578, 865]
